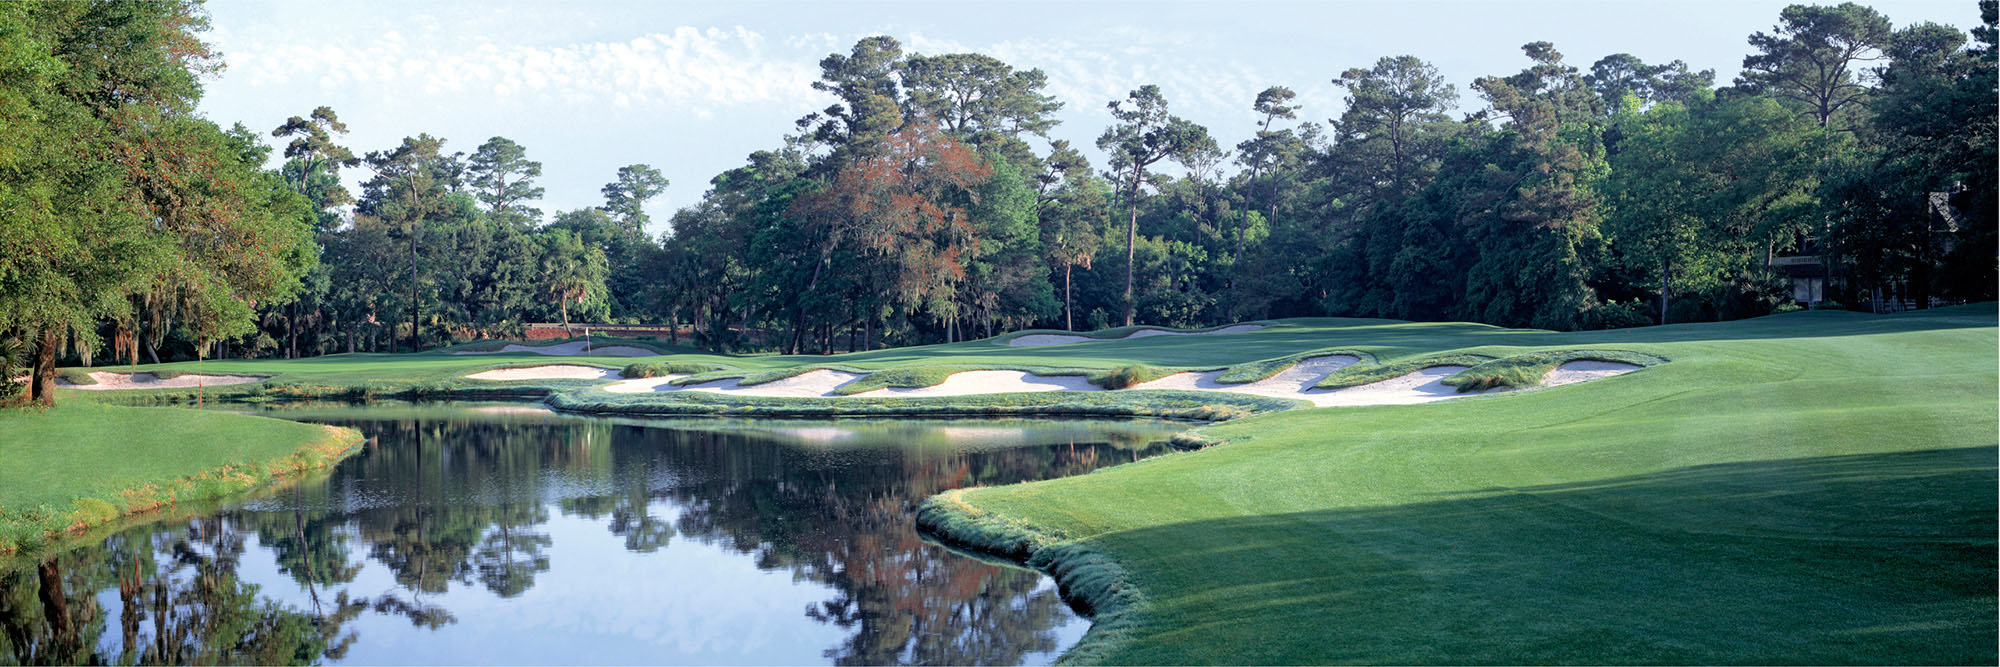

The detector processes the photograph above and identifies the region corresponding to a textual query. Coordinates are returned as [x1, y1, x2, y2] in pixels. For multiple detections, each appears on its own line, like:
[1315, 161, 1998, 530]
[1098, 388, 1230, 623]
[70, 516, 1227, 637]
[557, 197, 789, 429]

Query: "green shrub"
[621, 361, 723, 378]
[1596, 299, 1655, 329]
[1099, 364, 1171, 389]
[1168, 432, 1223, 449]
[1811, 299, 1846, 311]
[0, 337, 21, 401]
[1772, 302, 1806, 314]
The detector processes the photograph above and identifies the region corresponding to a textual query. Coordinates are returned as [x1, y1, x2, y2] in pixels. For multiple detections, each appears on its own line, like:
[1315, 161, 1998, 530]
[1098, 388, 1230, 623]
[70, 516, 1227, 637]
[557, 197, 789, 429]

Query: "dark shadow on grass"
[1086, 446, 1997, 665]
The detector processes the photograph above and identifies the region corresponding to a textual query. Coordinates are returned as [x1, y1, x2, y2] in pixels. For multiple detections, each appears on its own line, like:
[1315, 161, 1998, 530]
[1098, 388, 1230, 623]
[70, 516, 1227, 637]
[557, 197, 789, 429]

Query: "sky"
[194, 0, 1985, 235]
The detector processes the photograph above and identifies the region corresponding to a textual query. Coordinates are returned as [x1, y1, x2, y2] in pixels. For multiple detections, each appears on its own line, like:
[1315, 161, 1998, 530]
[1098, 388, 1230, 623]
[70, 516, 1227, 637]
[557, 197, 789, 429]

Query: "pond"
[0, 404, 1186, 665]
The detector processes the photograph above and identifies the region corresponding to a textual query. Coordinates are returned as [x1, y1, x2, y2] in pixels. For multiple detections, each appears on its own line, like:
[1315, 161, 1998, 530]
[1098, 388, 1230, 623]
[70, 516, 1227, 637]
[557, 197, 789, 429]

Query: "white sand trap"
[601, 375, 690, 393]
[464, 365, 621, 381]
[57, 371, 265, 390]
[592, 358, 1644, 407]
[1305, 366, 1507, 407]
[683, 369, 869, 397]
[854, 370, 1102, 398]
[1542, 360, 1643, 386]
[452, 341, 654, 357]
[1133, 355, 1360, 401]
[1008, 324, 1265, 347]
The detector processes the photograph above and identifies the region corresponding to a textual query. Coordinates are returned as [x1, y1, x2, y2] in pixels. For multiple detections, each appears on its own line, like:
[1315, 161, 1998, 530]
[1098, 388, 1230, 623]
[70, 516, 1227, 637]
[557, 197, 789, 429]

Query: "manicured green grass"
[921, 305, 1998, 664]
[0, 402, 363, 556]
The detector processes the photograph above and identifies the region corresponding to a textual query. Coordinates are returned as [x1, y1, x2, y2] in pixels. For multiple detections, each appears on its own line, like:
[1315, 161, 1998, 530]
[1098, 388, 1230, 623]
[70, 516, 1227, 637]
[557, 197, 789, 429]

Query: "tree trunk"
[408, 235, 420, 353]
[30, 328, 58, 406]
[38, 558, 72, 645]
[1064, 262, 1075, 331]
[1820, 225, 1834, 305]
[1659, 260, 1671, 325]
[1124, 175, 1141, 327]
[119, 561, 139, 659]
[787, 307, 806, 355]
[1234, 166, 1262, 291]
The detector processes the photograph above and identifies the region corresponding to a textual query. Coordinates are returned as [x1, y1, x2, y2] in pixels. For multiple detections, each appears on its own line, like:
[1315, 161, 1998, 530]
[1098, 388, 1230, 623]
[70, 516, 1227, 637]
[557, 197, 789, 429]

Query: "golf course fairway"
[920, 305, 1997, 664]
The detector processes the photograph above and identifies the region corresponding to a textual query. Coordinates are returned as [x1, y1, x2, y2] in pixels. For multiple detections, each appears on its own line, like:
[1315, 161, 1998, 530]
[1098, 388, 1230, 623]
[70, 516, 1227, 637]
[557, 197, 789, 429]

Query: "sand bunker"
[590, 358, 1644, 406]
[1008, 324, 1266, 347]
[605, 369, 869, 397]
[452, 341, 655, 357]
[1134, 357, 1643, 408]
[684, 369, 869, 397]
[56, 371, 265, 390]
[1304, 365, 1500, 407]
[853, 371, 1101, 397]
[601, 375, 689, 393]
[1543, 360, 1642, 386]
[464, 365, 622, 381]
[1133, 355, 1362, 403]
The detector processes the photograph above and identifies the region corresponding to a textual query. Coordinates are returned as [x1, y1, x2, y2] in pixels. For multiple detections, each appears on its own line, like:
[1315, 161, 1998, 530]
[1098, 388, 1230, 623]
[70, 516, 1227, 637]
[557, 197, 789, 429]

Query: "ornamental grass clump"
[1099, 364, 1173, 389]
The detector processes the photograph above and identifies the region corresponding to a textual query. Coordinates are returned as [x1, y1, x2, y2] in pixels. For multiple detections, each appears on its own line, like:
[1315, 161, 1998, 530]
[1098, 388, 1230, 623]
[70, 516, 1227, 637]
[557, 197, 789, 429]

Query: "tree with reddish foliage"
[793, 121, 992, 348]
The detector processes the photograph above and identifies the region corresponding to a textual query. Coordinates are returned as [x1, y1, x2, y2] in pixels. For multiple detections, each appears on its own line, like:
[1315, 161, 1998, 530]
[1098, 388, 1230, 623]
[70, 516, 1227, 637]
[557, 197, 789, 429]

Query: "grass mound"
[1441, 349, 1666, 392]
[0, 402, 364, 556]
[1313, 353, 1498, 389]
[1214, 349, 1372, 384]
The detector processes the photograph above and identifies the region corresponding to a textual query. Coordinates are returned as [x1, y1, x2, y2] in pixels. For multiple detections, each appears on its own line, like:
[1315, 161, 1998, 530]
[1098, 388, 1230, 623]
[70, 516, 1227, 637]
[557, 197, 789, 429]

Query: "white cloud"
[224, 26, 822, 113]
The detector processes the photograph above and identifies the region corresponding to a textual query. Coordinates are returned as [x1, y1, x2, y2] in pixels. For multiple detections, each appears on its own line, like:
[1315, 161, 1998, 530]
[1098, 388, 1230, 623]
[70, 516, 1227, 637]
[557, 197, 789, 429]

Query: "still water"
[0, 404, 1184, 665]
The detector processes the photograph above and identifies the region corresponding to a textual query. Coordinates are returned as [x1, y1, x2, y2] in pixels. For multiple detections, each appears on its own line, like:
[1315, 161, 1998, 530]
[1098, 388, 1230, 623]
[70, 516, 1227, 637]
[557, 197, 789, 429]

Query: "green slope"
[923, 306, 1998, 664]
[0, 403, 363, 555]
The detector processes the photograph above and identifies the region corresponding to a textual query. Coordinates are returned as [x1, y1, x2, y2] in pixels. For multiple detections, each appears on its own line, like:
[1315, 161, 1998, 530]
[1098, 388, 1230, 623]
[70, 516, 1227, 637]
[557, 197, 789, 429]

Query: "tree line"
[3, 1, 1994, 401]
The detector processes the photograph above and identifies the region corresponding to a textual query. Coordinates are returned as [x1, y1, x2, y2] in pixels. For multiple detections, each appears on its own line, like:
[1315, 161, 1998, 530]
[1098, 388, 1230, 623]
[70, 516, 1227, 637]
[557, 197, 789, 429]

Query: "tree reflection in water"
[0, 410, 1175, 665]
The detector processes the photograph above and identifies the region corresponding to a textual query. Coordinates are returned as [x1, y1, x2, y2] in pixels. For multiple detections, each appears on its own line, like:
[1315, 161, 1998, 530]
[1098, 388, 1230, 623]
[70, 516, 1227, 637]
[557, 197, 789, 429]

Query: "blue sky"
[195, 0, 1984, 235]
